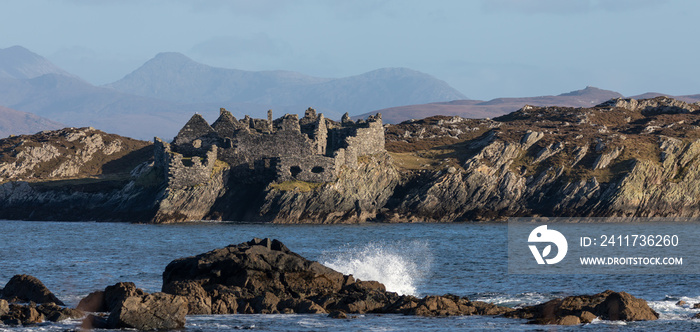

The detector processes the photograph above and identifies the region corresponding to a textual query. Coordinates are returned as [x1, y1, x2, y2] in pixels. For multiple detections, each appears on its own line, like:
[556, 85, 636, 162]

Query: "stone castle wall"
[159, 108, 385, 185]
[154, 137, 218, 189]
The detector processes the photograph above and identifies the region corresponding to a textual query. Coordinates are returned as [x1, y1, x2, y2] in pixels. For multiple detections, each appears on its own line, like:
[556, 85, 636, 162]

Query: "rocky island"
[1, 96, 700, 223]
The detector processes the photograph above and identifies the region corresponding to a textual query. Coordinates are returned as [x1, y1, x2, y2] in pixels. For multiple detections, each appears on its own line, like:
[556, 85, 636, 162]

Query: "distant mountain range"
[0, 105, 64, 138]
[0, 46, 465, 139]
[359, 86, 700, 123]
[106, 52, 466, 118]
[1, 45, 699, 138]
[0, 46, 76, 80]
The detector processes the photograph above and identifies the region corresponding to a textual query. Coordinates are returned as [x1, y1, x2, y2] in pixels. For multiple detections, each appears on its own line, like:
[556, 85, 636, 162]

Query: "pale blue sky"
[1, 0, 697, 99]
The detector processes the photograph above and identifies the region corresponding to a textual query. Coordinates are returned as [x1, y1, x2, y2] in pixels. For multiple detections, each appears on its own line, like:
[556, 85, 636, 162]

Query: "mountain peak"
[558, 86, 623, 98]
[151, 52, 195, 63]
[0, 45, 76, 80]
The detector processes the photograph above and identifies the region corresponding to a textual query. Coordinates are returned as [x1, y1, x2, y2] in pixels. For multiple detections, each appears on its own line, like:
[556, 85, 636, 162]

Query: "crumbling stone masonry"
[153, 108, 385, 186]
[154, 137, 218, 189]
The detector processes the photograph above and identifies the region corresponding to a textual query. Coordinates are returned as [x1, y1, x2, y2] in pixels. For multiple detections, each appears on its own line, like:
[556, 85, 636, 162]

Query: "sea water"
[0, 220, 699, 331]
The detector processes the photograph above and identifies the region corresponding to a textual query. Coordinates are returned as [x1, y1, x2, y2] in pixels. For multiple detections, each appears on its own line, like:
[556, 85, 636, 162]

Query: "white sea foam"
[473, 292, 552, 308]
[320, 241, 432, 296]
[648, 295, 700, 321]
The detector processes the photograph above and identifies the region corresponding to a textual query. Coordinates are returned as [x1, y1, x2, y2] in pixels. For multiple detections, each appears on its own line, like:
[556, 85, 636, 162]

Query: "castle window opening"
[311, 166, 324, 173]
[290, 166, 302, 178]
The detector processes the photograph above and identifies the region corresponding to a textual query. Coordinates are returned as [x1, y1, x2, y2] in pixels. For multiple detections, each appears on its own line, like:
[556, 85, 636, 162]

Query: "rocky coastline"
[0, 238, 671, 329]
[1, 96, 700, 223]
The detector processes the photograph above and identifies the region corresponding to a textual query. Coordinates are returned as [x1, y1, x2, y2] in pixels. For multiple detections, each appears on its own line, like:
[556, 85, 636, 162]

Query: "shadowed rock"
[77, 290, 106, 312]
[1, 274, 64, 305]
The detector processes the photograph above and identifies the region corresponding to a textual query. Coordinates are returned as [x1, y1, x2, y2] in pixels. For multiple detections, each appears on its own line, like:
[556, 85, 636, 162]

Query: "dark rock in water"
[162, 280, 212, 315]
[77, 282, 148, 314]
[162, 238, 514, 317]
[0, 289, 81, 325]
[328, 310, 347, 319]
[407, 294, 513, 317]
[596, 291, 659, 321]
[694, 303, 700, 309]
[76, 281, 187, 330]
[3, 303, 44, 326]
[106, 292, 187, 330]
[36, 303, 83, 322]
[506, 290, 658, 325]
[162, 238, 358, 314]
[677, 300, 687, 306]
[1, 274, 65, 305]
[160, 238, 654, 326]
[77, 290, 106, 312]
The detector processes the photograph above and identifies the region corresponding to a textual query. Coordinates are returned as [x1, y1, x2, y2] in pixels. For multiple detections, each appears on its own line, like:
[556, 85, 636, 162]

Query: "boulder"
[104, 282, 146, 312]
[506, 290, 658, 325]
[107, 292, 187, 330]
[1, 274, 64, 305]
[77, 282, 147, 314]
[162, 238, 348, 313]
[595, 291, 659, 321]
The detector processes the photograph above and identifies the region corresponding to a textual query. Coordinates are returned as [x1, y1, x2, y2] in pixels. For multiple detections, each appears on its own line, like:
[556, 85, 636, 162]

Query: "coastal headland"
[1, 96, 700, 223]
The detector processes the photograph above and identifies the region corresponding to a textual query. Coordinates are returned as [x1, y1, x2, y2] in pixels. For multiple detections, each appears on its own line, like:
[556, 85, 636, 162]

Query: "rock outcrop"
[77, 281, 187, 330]
[107, 292, 187, 330]
[506, 290, 659, 324]
[161, 238, 513, 317]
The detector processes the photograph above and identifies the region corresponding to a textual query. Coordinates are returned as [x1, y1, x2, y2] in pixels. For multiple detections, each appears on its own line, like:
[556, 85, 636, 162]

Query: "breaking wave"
[320, 241, 432, 296]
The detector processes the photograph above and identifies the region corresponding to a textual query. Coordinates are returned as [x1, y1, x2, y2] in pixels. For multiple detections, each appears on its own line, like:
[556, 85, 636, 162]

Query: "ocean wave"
[320, 240, 433, 296]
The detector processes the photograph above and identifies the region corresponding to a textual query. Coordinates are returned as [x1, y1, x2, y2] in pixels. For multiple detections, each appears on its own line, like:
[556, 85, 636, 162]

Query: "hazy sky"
[1, 0, 697, 100]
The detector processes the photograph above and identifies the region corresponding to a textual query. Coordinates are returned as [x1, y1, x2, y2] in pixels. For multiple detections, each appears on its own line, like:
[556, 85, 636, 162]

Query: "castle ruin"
[154, 108, 385, 186]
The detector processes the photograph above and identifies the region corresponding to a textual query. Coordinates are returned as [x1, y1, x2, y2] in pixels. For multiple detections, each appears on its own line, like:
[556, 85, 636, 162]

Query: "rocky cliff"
[383, 96, 700, 221]
[0, 127, 162, 221]
[1, 96, 700, 223]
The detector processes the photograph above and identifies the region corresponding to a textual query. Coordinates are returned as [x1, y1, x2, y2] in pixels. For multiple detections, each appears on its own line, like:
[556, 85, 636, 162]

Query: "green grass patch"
[212, 159, 229, 175]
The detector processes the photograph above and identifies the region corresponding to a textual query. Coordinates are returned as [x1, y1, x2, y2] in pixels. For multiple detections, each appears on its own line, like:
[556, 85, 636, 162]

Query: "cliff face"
[0, 127, 158, 221]
[259, 152, 399, 223]
[383, 96, 700, 221]
[2, 96, 700, 223]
